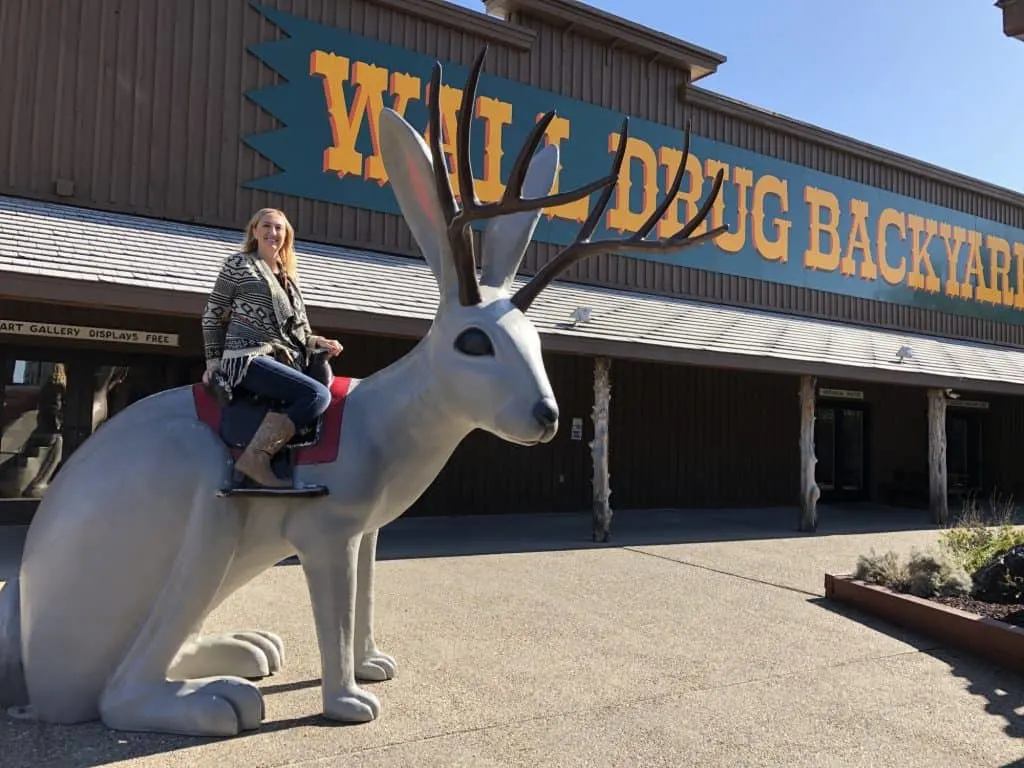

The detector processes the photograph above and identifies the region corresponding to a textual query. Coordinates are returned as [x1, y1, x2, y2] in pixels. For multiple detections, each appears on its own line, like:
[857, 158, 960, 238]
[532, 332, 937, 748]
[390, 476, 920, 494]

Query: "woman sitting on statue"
[201, 207, 344, 488]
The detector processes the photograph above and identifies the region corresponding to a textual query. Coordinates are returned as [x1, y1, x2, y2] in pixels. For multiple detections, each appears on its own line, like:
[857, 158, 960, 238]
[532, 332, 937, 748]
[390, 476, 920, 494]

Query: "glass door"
[946, 411, 982, 497]
[814, 406, 836, 492]
[814, 402, 868, 502]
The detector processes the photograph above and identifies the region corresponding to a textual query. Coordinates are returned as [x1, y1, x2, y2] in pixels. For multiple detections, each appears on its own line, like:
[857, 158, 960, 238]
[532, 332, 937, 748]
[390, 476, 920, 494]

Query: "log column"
[927, 388, 949, 525]
[798, 375, 821, 532]
[590, 356, 613, 543]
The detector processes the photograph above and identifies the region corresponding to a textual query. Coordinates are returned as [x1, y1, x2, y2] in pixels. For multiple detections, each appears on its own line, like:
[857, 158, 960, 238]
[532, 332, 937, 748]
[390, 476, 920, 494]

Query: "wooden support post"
[927, 388, 949, 526]
[798, 375, 821, 532]
[590, 356, 613, 542]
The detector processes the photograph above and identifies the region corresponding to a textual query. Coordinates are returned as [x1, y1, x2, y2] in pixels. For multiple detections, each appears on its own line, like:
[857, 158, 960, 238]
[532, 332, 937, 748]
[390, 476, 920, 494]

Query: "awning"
[4, 194, 1024, 395]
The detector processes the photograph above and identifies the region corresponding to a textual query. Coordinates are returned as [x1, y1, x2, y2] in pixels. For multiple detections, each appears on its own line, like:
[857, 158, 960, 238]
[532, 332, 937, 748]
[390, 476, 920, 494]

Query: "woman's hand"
[316, 337, 344, 358]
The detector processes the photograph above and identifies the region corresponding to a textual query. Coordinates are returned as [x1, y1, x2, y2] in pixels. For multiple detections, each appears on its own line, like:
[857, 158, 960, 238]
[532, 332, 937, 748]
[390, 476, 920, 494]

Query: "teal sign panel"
[243, 4, 1024, 324]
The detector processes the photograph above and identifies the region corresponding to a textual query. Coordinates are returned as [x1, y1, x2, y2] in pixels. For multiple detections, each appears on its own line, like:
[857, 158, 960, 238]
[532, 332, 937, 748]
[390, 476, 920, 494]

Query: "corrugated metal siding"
[609, 362, 799, 508]
[5, 0, 1024, 352]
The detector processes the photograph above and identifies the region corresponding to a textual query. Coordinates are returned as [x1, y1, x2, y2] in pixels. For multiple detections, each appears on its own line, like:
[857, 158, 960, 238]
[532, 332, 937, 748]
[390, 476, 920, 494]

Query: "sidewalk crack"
[623, 546, 823, 598]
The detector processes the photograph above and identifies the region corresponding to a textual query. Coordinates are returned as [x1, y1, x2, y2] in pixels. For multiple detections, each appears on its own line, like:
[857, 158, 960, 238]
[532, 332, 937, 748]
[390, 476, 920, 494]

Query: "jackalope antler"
[428, 46, 729, 310]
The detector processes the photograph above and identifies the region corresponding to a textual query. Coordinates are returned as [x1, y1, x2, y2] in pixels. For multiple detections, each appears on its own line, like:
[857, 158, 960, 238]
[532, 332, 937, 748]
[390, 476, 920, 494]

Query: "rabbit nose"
[533, 399, 559, 429]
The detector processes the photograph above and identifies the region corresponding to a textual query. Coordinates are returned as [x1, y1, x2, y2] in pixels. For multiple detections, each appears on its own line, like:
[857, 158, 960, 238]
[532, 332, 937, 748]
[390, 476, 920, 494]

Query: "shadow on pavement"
[268, 504, 942, 566]
[812, 597, 1024, 741]
[366, 504, 939, 563]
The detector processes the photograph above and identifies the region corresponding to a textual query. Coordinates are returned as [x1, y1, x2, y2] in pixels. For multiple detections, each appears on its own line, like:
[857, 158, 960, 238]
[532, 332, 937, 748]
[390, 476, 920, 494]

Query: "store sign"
[949, 399, 990, 410]
[0, 319, 179, 347]
[243, 5, 1024, 325]
[818, 388, 864, 401]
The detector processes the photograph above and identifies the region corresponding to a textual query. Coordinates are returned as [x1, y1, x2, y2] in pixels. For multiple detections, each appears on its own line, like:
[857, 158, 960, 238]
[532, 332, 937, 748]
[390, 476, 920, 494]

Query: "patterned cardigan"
[202, 250, 325, 389]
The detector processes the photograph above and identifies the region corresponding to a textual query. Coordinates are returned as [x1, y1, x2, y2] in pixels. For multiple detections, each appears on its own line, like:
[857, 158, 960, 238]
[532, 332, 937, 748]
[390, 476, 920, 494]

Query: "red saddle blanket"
[192, 376, 352, 466]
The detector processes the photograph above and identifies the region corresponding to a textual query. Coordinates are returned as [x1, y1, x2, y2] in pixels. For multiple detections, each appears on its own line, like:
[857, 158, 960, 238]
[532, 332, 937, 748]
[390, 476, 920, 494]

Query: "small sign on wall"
[950, 399, 990, 410]
[819, 387, 864, 401]
[0, 319, 179, 347]
[570, 417, 583, 441]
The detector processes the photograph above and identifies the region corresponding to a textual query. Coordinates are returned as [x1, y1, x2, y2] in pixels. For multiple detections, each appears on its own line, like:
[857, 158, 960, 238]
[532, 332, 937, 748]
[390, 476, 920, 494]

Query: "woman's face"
[254, 212, 287, 254]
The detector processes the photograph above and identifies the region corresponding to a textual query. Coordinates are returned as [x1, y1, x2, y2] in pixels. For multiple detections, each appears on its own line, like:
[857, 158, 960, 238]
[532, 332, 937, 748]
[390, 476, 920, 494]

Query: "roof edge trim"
[368, 0, 537, 50]
[483, 0, 726, 80]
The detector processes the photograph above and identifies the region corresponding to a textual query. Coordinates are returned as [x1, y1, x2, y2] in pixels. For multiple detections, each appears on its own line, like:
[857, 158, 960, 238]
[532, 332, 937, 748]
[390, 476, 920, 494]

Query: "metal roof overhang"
[4, 194, 1024, 397]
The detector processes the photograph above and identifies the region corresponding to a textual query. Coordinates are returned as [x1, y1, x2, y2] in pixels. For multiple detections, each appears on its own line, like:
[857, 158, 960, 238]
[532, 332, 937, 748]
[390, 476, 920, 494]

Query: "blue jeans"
[241, 355, 332, 428]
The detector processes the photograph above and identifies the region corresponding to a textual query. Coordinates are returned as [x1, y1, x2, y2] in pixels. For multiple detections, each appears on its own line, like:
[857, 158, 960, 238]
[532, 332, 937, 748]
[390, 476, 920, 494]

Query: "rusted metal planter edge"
[824, 573, 1024, 675]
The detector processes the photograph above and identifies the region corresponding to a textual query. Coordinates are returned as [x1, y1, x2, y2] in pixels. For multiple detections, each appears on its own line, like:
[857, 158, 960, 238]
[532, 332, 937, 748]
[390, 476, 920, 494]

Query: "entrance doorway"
[1, 345, 197, 523]
[946, 408, 983, 498]
[814, 401, 869, 502]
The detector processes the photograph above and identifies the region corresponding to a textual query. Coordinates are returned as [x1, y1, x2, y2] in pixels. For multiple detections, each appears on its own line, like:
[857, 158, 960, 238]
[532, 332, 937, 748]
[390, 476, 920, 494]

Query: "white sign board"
[0, 319, 179, 348]
[950, 399, 990, 410]
[818, 387, 864, 401]
[570, 417, 583, 441]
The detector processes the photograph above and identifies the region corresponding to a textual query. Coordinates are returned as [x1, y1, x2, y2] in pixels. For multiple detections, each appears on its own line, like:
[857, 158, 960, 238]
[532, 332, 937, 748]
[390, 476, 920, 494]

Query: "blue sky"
[447, 0, 1024, 194]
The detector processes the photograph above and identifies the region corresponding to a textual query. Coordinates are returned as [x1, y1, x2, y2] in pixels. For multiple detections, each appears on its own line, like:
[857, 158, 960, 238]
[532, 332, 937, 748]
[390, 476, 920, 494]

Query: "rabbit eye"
[455, 327, 494, 357]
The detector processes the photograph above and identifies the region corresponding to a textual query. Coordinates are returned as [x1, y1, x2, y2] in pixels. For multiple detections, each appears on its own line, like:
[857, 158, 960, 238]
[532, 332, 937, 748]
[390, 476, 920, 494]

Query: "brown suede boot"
[234, 411, 296, 488]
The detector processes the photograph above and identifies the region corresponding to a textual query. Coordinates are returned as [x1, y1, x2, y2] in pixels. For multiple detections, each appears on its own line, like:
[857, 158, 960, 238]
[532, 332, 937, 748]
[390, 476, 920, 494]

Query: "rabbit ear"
[378, 107, 461, 304]
[479, 143, 560, 292]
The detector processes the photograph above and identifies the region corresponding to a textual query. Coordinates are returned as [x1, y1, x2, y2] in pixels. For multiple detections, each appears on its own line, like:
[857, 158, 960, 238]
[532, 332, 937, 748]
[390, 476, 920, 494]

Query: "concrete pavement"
[2, 505, 1023, 767]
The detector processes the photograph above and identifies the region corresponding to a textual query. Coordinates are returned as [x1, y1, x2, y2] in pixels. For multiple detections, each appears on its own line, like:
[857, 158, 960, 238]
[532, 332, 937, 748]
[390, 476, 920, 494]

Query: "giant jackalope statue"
[0, 47, 726, 737]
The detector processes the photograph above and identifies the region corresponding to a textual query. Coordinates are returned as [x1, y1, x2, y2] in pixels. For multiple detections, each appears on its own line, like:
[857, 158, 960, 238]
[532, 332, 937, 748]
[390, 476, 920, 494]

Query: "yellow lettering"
[705, 160, 751, 254]
[388, 71, 421, 122]
[905, 215, 941, 293]
[840, 199, 877, 280]
[876, 208, 907, 285]
[803, 186, 841, 271]
[939, 224, 967, 298]
[657, 145, 707, 239]
[961, 230, 987, 302]
[310, 52, 390, 183]
[751, 175, 790, 262]
[1014, 242, 1024, 310]
[538, 114, 589, 223]
[984, 234, 1014, 306]
[472, 96, 512, 203]
[606, 133, 659, 233]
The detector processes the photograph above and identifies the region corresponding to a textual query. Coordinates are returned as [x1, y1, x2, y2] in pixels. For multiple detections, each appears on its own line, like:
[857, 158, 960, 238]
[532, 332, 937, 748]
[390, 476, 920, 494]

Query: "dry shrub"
[854, 549, 909, 592]
[854, 547, 970, 598]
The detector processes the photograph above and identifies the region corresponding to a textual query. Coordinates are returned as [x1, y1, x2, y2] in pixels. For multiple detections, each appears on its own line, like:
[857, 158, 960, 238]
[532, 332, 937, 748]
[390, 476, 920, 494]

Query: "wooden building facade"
[3, 0, 1024, 529]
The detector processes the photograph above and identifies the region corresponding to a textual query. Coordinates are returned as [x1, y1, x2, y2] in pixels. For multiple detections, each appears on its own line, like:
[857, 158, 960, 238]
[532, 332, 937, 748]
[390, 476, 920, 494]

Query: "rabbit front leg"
[294, 529, 381, 723]
[355, 529, 398, 682]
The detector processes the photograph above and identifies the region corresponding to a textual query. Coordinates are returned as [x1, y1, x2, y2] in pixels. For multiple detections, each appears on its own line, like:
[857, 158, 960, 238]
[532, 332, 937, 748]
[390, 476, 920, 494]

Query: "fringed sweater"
[202, 250, 324, 388]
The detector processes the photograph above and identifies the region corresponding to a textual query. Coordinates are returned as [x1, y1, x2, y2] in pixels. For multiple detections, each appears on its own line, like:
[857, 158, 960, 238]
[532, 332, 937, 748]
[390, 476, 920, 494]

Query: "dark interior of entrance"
[814, 392, 986, 508]
[814, 400, 869, 502]
[947, 408, 983, 498]
[1, 346, 201, 524]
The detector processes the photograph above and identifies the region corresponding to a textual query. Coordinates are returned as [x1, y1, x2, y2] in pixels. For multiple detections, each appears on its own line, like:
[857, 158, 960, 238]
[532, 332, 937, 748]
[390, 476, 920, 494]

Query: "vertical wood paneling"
[981, 395, 1024, 500]
[609, 361, 800, 509]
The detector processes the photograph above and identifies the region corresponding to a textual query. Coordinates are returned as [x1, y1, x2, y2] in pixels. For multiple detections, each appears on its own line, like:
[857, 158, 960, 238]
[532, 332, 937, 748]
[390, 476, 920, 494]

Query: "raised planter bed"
[824, 573, 1024, 676]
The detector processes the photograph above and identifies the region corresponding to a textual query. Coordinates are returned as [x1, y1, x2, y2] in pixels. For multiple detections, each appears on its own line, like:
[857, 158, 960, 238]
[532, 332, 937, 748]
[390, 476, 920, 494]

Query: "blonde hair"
[241, 207, 298, 279]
